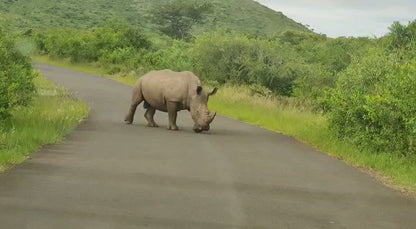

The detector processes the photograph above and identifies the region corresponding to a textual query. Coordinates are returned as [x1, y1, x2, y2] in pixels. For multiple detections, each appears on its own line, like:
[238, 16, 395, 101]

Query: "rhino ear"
[196, 86, 203, 95]
[208, 88, 218, 97]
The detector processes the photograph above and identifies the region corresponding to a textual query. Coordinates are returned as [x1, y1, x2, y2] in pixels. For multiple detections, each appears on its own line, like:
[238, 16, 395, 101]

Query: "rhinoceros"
[124, 70, 217, 133]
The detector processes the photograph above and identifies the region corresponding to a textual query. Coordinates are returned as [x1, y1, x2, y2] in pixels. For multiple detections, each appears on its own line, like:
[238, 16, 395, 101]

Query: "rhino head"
[190, 86, 218, 133]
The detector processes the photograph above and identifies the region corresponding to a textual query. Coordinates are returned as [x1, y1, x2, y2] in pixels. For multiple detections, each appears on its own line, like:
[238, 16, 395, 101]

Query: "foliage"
[0, 76, 88, 171]
[149, 0, 212, 40]
[3, 0, 416, 193]
[31, 23, 374, 100]
[0, 0, 143, 32]
[0, 0, 309, 36]
[0, 30, 36, 120]
[387, 20, 416, 59]
[33, 20, 150, 67]
[208, 84, 416, 192]
[286, 32, 375, 104]
[278, 30, 326, 46]
[328, 20, 416, 156]
[34, 55, 416, 193]
[28, 11, 416, 159]
[388, 21, 416, 50]
[192, 31, 313, 96]
[143, 39, 194, 71]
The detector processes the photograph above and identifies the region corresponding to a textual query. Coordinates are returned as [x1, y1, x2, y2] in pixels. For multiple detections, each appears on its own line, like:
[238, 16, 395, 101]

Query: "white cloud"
[255, 0, 416, 37]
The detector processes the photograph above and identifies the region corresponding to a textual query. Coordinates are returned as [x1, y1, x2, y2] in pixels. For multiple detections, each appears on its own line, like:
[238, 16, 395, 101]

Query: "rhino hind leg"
[144, 106, 159, 127]
[167, 101, 179, 131]
[124, 86, 143, 124]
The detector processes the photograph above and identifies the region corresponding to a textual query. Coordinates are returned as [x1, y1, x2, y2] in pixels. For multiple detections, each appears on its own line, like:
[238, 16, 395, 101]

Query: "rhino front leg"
[167, 101, 179, 131]
[144, 107, 159, 127]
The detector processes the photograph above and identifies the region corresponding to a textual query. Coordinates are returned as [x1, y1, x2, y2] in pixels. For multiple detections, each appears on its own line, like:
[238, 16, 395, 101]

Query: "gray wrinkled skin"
[190, 88, 217, 132]
[124, 70, 217, 133]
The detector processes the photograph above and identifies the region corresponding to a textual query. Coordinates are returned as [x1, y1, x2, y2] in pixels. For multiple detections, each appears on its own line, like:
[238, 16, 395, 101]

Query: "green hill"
[0, 0, 309, 35]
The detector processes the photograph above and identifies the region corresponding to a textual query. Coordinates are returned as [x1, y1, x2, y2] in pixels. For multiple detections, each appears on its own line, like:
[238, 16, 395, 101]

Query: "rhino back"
[140, 70, 200, 111]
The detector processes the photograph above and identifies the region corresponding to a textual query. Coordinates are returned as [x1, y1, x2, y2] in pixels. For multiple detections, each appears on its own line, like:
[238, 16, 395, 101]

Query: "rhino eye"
[196, 86, 203, 95]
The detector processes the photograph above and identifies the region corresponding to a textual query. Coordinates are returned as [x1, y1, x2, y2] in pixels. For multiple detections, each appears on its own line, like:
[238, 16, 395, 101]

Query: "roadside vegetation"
[0, 30, 36, 120]
[2, 0, 416, 192]
[0, 31, 88, 172]
[0, 76, 89, 172]
[0, 0, 308, 36]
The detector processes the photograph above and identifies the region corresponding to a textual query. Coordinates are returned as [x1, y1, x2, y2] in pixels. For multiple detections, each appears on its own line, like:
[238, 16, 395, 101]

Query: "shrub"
[328, 48, 416, 155]
[142, 39, 193, 71]
[33, 20, 151, 65]
[387, 20, 416, 60]
[192, 31, 310, 96]
[0, 30, 37, 120]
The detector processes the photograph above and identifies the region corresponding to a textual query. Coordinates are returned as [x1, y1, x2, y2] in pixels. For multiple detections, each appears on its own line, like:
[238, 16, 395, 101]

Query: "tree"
[387, 20, 416, 59]
[149, 0, 212, 40]
[388, 21, 410, 49]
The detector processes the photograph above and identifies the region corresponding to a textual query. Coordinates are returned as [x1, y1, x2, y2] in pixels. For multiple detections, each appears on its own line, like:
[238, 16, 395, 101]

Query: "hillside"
[0, 0, 309, 35]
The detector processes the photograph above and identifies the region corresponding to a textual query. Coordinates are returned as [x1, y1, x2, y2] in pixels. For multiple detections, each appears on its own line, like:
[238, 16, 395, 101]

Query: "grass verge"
[210, 85, 416, 196]
[33, 55, 416, 196]
[0, 74, 89, 172]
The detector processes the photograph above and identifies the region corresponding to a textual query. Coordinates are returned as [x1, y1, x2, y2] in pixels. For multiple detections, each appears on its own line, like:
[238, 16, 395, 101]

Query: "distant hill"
[0, 0, 310, 35]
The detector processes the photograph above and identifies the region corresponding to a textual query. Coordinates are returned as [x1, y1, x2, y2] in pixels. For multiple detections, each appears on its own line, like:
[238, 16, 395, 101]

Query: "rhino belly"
[142, 94, 168, 112]
[140, 72, 189, 112]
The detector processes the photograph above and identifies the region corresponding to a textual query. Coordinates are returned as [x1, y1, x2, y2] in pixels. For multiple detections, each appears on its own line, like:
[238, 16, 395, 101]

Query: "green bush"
[0, 30, 37, 120]
[387, 20, 416, 60]
[34, 24, 361, 100]
[33, 20, 151, 66]
[35, 29, 74, 58]
[364, 61, 416, 154]
[192, 31, 311, 96]
[142, 39, 193, 71]
[292, 64, 334, 110]
[327, 20, 416, 156]
[31, 20, 381, 108]
[328, 47, 416, 155]
[281, 32, 374, 105]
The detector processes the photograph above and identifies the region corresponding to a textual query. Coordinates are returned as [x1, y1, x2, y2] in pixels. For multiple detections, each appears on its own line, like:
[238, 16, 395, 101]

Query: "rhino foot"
[167, 126, 179, 131]
[147, 123, 159, 127]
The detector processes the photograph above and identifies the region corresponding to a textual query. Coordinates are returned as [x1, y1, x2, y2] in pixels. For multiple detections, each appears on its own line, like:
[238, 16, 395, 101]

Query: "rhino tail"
[125, 82, 144, 124]
[131, 85, 143, 105]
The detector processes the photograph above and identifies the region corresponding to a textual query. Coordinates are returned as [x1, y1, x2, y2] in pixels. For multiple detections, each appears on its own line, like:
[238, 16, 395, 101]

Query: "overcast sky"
[255, 0, 415, 37]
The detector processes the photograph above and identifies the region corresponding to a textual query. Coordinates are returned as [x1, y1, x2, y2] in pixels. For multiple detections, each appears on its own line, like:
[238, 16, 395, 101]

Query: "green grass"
[0, 0, 309, 36]
[0, 75, 89, 172]
[33, 55, 416, 195]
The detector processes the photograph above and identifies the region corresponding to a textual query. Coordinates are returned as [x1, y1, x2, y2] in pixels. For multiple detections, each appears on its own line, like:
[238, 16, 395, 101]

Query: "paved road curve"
[0, 63, 415, 229]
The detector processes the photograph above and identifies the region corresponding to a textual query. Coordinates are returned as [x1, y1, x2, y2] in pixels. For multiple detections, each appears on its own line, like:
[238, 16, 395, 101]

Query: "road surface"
[0, 63, 415, 228]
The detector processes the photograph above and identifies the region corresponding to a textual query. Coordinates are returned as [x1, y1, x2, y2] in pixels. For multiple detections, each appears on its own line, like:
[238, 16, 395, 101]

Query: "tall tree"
[150, 0, 212, 40]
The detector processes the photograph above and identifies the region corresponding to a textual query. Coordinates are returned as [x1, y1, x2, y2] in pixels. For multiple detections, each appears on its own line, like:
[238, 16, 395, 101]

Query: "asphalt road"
[0, 63, 415, 229]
